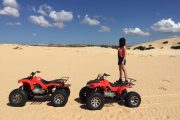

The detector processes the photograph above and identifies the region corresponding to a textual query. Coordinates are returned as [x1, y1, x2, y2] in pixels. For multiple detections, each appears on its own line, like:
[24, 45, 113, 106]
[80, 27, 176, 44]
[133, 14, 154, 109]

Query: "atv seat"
[41, 79, 64, 84]
[109, 82, 122, 87]
[41, 79, 52, 84]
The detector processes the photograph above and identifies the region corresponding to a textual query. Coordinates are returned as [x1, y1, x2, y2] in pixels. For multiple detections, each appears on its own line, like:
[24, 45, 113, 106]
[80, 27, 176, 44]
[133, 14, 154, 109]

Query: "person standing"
[117, 37, 128, 85]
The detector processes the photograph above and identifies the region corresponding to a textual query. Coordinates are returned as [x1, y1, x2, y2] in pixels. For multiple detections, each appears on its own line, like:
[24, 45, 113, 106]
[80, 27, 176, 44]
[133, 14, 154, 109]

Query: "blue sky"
[0, 0, 180, 45]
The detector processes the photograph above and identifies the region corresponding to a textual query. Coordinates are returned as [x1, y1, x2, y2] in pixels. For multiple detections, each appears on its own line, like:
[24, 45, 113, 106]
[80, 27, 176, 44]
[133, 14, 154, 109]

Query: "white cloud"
[31, 6, 36, 12]
[99, 26, 110, 33]
[0, 6, 19, 17]
[38, 4, 52, 16]
[94, 15, 106, 20]
[123, 27, 150, 36]
[0, 0, 19, 17]
[77, 15, 81, 19]
[32, 33, 37, 37]
[29, 15, 51, 28]
[53, 22, 64, 29]
[27, 6, 36, 12]
[6, 22, 21, 26]
[29, 15, 65, 29]
[82, 15, 100, 26]
[3, 0, 18, 8]
[151, 18, 180, 33]
[29, 5, 73, 29]
[49, 10, 73, 22]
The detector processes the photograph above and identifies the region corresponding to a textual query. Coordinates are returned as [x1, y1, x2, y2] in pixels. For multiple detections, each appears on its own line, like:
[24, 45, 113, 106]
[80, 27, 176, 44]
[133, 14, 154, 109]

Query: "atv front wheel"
[51, 91, 68, 107]
[79, 87, 88, 103]
[125, 92, 141, 107]
[19, 85, 34, 100]
[9, 89, 28, 107]
[86, 92, 105, 110]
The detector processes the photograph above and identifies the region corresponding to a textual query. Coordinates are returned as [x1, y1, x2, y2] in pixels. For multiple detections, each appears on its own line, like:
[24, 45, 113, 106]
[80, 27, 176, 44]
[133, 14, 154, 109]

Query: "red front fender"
[18, 79, 34, 90]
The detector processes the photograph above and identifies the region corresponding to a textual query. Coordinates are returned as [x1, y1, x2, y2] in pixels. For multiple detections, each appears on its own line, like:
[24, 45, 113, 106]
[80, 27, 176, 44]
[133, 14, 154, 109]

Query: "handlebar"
[103, 73, 110, 77]
[30, 71, 41, 77]
[97, 73, 110, 80]
[127, 78, 137, 86]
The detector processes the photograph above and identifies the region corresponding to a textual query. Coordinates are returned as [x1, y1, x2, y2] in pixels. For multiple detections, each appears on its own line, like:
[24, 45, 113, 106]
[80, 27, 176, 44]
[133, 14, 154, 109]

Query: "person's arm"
[117, 48, 119, 57]
[123, 46, 127, 59]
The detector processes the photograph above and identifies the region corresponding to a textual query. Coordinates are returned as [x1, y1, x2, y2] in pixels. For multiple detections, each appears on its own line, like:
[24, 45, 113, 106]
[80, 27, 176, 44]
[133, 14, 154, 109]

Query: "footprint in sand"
[13, 46, 23, 50]
[158, 80, 173, 91]
[158, 87, 167, 91]
[144, 99, 150, 104]
[105, 103, 114, 107]
[162, 80, 172, 84]
[122, 108, 131, 113]
[169, 55, 175, 58]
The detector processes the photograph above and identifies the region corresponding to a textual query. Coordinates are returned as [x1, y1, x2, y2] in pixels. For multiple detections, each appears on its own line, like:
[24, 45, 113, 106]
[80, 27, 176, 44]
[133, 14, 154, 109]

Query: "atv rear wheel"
[79, 87, 88, 103]
[125, 92, 141, 107]
[86, 92, 105, 110]
[51, 91, 68, 107]
[9, 89, 28, 107]
[64, 87, 70, 97]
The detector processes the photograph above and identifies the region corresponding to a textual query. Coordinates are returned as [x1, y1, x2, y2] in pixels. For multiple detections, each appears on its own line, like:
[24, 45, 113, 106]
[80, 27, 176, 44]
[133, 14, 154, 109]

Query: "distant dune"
[131, 37, 180, 50]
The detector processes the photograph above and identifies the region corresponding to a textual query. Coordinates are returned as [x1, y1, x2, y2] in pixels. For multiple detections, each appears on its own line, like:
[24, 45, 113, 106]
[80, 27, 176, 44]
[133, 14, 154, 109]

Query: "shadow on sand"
[7, 97, 52, 107]
[74, 97, 125, 110]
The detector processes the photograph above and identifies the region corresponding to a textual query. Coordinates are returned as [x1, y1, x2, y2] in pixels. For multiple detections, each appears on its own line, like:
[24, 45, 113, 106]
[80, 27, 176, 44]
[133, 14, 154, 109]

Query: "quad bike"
[9, 71, 71, 107]
[79, 73, 141, 110]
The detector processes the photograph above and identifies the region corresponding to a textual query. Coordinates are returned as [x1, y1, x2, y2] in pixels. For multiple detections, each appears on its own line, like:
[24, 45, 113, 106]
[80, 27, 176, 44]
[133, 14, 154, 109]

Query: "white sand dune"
[132, 37, 180, 49]
[0, 40, 180, 120]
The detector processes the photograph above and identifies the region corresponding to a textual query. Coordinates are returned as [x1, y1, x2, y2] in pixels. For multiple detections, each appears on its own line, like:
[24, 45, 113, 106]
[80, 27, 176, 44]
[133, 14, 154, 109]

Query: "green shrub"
[171, 46, 180, 49]
[133, 46, 146, 50]
[133, 45, 154, 50]
[162, 41, 168, 44]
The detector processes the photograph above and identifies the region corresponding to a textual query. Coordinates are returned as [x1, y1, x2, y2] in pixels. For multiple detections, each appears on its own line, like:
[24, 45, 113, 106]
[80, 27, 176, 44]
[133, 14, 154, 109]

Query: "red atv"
[9, 71, 70, 107]
[79, 73, 141, 110]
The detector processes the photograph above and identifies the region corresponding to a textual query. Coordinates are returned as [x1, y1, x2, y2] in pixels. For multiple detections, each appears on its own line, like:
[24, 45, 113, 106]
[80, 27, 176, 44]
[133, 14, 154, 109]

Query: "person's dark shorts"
[118, 57, 126, 65]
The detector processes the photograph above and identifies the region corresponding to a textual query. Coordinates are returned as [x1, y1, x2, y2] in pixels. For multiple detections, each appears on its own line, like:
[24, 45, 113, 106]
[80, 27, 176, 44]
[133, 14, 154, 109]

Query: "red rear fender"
[64, 84, 71, 87]
[117, 85, 132, 94]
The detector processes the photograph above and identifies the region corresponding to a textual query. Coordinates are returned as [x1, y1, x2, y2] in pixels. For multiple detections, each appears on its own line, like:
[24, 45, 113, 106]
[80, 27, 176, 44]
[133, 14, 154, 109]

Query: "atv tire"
[86, 92, 105, 110]
[19, 85, 34, 100]
[9, 89, 28, 107]
[125, 92, 141, 107]
[51, 90, 68, 107]
[79, 87, 88, 103]
[64, 87, 70, 97]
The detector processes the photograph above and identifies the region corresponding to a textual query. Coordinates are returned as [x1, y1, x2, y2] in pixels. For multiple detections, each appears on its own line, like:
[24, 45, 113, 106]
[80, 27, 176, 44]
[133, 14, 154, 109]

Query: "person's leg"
[116, 65, 123, 84]
[122, 64, 128, 82]
[119, 65, 123, 80]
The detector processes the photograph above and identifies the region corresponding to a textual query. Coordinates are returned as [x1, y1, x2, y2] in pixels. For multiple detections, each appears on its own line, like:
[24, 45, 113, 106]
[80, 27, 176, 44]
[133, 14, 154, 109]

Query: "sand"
[0, 39, 180, 120]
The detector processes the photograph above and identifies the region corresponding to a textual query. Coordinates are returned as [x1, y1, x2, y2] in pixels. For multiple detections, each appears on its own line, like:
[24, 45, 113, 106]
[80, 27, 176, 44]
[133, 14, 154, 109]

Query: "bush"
[133, 46, 154, 50]
[145, 46, 155, 50]
[171, 46, 180, 49]
[13, 46, 22, 50]
[133, 46, 146, 50]
[162, 41, 168, 44]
